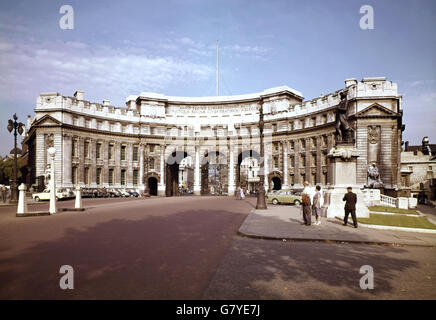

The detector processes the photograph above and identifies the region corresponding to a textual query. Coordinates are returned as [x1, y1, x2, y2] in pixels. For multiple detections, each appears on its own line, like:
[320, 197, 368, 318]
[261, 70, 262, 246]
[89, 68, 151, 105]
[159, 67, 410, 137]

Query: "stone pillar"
[324, 145, 369, 218]
[17, 183, 28, 215]
[63, 134, 72, 187]
[158, 144, 166, 196]
[264, 151, 269, 191]
[75, 185, 82, 209]
[281, 139, 289, 189]
[139, 143, 145, 191]
[228, 145, 235, 195]
[194, 146, 201, 195]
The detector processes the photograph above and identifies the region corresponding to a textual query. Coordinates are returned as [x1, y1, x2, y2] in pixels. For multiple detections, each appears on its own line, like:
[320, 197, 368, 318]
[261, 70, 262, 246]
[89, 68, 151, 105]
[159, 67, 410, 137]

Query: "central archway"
[148, 177, 158, 196]
[201, 151, 228, 195]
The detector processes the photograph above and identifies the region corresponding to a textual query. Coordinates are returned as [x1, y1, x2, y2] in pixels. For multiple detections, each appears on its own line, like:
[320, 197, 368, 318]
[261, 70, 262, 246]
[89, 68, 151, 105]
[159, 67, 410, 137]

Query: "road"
[0, 196, 435, 299]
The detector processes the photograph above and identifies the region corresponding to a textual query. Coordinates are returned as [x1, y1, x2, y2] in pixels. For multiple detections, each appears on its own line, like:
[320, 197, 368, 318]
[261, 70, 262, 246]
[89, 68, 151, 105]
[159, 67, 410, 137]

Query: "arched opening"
[237, 150, 261, 195]
[201, 151, 228, 195]
[272, 177, 282, 190]
[148, 177, 158, 196]
[165, 151, 192, 197]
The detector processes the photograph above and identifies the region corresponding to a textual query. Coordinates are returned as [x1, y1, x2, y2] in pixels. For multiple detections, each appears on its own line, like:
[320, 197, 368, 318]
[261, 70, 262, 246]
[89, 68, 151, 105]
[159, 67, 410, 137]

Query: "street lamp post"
[7, 114, 24, 204]
[48, 147, 57, 214]
[256, 101, 267, 209]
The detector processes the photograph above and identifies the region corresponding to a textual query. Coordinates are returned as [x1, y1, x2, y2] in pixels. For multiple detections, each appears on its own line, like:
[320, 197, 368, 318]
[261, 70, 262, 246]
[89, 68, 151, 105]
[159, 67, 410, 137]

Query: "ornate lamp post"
[7, 114, 24, 204]
[256, 101, 267, 209]
[48, 147, 57, 214]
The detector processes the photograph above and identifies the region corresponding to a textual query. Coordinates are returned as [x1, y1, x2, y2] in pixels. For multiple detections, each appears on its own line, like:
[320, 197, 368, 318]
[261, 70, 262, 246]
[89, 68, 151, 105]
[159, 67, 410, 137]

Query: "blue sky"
[0, 0, 435, 155]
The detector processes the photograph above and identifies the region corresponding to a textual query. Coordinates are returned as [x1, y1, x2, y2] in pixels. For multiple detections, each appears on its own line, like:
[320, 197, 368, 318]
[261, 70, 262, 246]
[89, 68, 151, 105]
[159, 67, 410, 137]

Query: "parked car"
[108, 189, 122, 197]
[120, 190, 130, 197]
[267, 190, 302, 205]
[32, 189, 71, 202]
[127, 190, 140, 197]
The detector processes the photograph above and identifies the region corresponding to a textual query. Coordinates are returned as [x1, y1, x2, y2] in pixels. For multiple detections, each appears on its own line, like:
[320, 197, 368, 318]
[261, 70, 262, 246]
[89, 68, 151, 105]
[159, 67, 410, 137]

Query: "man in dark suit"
[343, 187, 358, 228]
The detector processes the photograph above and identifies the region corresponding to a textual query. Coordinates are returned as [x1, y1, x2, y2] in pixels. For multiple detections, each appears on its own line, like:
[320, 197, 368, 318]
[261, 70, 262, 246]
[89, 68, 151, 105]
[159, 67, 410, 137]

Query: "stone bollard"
[17, 183, 28, 215]
[75, 186, 82, 209]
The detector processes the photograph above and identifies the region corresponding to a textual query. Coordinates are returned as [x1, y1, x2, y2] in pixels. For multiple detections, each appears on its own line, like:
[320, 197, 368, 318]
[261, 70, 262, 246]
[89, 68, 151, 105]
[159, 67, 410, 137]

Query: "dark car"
[128, 190, 139, 197]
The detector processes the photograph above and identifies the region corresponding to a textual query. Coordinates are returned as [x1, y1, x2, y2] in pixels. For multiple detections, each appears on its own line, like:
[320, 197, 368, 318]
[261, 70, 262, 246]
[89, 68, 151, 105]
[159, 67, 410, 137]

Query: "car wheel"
[34, 196, 40, 202]
[55, 196, 59, 201]
[294, 200, 301, 206]
[272, 199, 279, 205]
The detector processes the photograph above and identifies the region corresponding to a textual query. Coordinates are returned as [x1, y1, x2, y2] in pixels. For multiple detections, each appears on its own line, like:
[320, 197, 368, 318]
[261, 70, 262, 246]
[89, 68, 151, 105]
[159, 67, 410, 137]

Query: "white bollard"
[75, 186, 82, 209]
[17, 183, 28, 215]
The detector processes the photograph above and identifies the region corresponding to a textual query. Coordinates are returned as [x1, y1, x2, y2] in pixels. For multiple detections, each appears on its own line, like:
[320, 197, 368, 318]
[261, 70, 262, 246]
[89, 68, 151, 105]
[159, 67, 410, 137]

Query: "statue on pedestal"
[367, 163, 383, 188]
[335, 91, 355, 143]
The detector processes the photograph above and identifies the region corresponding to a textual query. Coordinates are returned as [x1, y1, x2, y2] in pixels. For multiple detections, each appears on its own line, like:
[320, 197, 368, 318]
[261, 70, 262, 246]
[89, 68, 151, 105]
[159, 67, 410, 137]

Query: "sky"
[0, 0, 435, 156]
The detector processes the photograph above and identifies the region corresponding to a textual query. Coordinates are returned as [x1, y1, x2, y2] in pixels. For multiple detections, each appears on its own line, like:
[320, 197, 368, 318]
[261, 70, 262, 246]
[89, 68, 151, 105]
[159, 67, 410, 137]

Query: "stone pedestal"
[323, 145, 369, 218]
[75, 186, 82, 209]
[397, 197, 408, 210]
[17, 183, 28, 215]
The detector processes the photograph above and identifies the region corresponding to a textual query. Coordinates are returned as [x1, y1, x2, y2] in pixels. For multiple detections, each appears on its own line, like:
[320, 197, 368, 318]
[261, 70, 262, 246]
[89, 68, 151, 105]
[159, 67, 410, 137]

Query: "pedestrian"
[312, 185, 322, 225]
[301, 181, 312, 226]
[1, 185, 6, 203]
[236, 186, 241, 200]
[343, 186, 358, 228]
[240, 186, 245, 200]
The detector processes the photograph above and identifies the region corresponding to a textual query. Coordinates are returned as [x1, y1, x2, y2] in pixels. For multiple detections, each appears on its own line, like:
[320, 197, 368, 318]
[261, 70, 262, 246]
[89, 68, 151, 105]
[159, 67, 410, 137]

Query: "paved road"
[0, 197, 435, 299]
[0, 196, 253, 299]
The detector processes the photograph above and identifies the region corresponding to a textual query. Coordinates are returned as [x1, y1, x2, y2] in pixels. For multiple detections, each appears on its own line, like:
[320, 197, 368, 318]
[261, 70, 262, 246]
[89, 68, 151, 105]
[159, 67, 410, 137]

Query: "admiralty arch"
[23, 77, 404, 196]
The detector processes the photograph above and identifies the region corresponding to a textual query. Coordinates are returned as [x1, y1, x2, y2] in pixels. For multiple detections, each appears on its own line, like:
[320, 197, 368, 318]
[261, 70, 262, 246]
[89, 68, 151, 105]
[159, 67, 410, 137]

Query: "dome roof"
[9, 147, 22, 155]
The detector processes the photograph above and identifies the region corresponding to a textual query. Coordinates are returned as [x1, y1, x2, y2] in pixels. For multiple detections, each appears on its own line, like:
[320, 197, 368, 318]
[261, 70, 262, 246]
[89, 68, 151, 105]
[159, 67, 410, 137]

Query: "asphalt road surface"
[0, 196, 435, 299]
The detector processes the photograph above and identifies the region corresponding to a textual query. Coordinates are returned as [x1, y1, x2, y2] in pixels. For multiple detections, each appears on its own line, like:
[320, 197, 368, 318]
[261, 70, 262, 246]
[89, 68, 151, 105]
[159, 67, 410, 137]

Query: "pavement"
[238, 203, 436, 247]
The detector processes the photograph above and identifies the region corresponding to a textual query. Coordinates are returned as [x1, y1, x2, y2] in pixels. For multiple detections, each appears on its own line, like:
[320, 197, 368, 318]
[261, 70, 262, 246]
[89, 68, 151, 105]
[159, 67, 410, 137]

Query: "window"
[121, 145, 126, 161]
[300, 155, 306, 167]
[322, 114, 327, 124]
[84, 141, 90, 158]
[72, 139, 78, 157]
[96, 168, 102, 185]
[108, 144, 114, 160]
[322, 136, 328, 147]
[97, 121, 103, 130]
[290, 156, 295, 167]
[84, 167, 90, 185]
[311, 154, 317, 167]
[85, 119, 91, 128]
[290, 141, 294, 151]
[133, 170, 138, 186]
[312, 117, 316, 126]
[274, 157, 279, 168]
[108, 169, 114, 185]
[149, 158, 155, 170]
[149, 144, 155, 153]
[311, 137, 316, 148]
[272, 124, 277, 133]
[301, 140, 306, 150]
[121, 169, 126, 185]
[72, 167, 78, 185]
[133, 146, 139, 162]
[96, 143, 102, 159]
[289, 122, 294, 131]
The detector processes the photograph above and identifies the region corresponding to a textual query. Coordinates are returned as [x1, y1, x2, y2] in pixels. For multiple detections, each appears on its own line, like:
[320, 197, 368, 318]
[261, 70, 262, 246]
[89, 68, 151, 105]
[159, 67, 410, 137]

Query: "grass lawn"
[368, 205, 419, 215]
[358, 213, 436, 230]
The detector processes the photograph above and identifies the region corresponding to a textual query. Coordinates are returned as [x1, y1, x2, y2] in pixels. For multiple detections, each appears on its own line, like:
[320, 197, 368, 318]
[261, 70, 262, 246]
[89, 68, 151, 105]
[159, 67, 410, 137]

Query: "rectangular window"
[121, 169, 126, 185]
[72, 139, 78, 157]
[84, 167, 90, 185]
[84, 141, 90, 158]
[149, 144, 155, 153]
[72, 167, 78, 185]
[312, 154, 317, 167]
[290, 141, 294, 151]
[149, 158, 155, 170]
[290, 156, 295, 167]
[121, 145, 126, 161]
[322, 114, 327, 124]
[312, 117, 316, 126]
[133, 146, 139, 162]
[108, 144, 114, 160]
[96, 168, 102, 185]
[272, 124, 277, 132]
[96, 143, 102, 159]
[133, 170, 138, 186]
[301, 140, 306, 150]
[274, 157, 279, 168]
[300, 155, 306, 167]
[108, 169, 114, 185]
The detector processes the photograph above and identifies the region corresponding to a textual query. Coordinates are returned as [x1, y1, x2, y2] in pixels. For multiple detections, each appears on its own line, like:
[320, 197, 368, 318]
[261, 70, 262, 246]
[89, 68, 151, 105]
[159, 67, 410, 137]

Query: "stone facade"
[23, 77, 403, 196]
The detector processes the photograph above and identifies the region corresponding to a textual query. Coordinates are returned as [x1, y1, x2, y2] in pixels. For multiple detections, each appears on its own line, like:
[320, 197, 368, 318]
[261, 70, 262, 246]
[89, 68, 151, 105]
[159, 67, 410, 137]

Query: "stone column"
[228, 144, 235, 195]
[139, 143, 145, 191]
[194, 146, 201, 195]
[158, 144, 166, 196]
[281, 139, 289, 189]
[63, 134, 72, 188]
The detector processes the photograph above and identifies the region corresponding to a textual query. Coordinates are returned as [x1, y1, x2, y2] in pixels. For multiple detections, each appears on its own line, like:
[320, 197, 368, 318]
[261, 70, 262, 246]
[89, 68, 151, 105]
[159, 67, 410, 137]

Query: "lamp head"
[7, 120, 13, 133]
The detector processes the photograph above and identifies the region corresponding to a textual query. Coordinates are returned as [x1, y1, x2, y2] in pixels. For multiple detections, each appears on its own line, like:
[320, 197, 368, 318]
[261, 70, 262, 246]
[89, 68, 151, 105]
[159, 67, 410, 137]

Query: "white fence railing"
[380, 194, 397, 207]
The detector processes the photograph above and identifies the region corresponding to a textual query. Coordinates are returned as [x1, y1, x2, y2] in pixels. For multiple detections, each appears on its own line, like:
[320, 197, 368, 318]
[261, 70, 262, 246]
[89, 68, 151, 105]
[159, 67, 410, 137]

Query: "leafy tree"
[0, 157, 23, 185]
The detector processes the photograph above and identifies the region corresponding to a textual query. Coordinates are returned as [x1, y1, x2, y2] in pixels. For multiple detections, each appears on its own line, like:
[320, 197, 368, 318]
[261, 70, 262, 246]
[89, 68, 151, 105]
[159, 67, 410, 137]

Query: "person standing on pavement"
[240, 186, 245, 200]
[301, 181, 312, 226]
[343, 186, 358, 228]
[1, 185, 6, 203]
[312, 185, 322, 225]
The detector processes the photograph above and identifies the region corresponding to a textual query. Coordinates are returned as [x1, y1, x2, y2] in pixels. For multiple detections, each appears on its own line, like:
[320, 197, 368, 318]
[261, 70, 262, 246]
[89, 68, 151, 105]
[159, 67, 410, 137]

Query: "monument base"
[324, 186, 369, 218]
[157, 184, 166, 196]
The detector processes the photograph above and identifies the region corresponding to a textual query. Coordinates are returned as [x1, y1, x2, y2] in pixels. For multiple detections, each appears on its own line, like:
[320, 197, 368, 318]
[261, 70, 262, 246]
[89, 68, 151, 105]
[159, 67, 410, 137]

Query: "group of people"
[300, 181, 358, 228]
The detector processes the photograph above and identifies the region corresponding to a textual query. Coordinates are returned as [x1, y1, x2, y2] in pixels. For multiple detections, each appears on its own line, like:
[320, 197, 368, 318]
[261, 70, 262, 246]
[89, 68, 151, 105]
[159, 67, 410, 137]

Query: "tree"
[0, 157, 24, 185]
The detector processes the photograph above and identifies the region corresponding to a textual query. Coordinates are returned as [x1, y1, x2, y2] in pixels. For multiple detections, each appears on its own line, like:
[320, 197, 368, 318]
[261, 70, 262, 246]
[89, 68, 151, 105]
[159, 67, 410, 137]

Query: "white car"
[32, 189, 70, 201]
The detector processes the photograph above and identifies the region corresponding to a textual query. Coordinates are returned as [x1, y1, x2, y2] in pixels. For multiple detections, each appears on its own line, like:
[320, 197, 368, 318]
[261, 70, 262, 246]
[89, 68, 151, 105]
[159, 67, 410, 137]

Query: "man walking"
[1, 185, 6, 203]
[312, 185, 322, 225]
[343, 186, 358, 228]
[301, 181, 312, 226]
